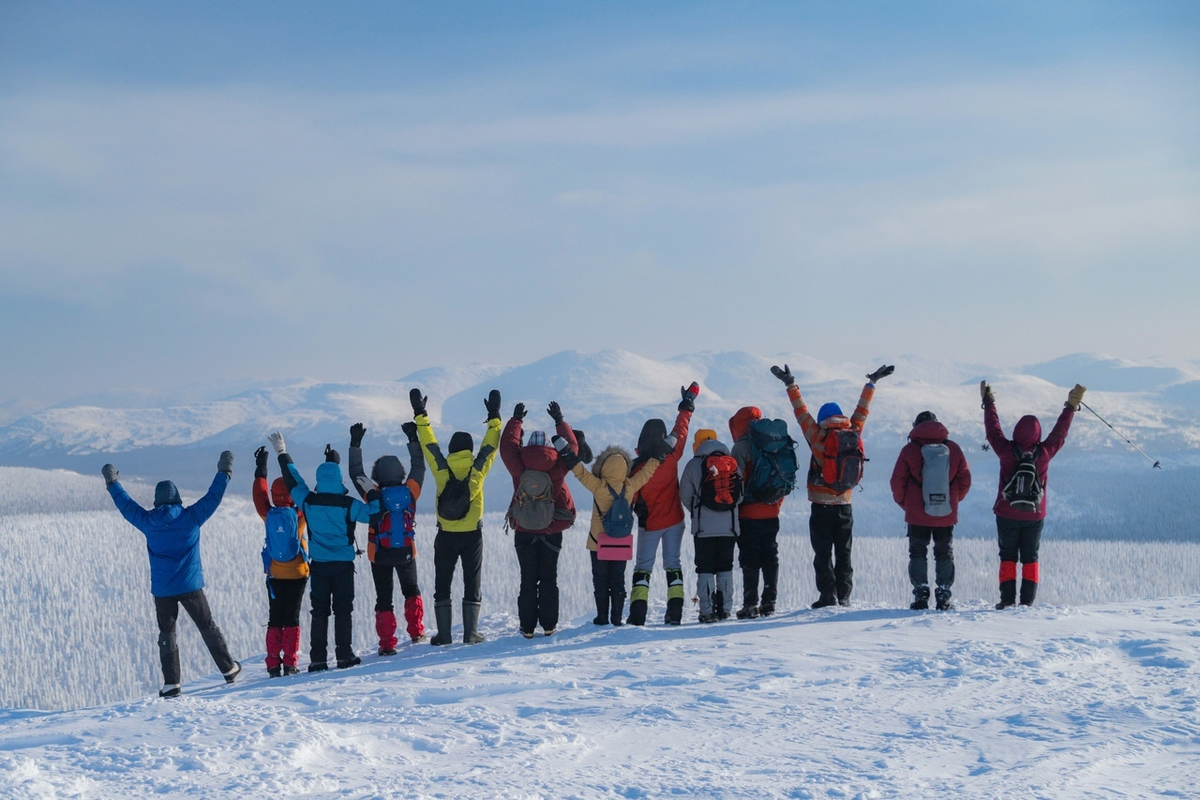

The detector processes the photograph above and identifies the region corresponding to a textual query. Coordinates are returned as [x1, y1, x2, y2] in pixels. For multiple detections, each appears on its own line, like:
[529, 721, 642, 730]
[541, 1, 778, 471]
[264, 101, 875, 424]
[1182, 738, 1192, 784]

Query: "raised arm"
[773, 364, 821, 447]
[269, 431, 311, 507]
[103, 464, 150, 531]
[252, 446, 271, 519]
[500, 411, 525, 477]
[348, 423, 371, 499]
[402, 421, 425, 496]
[626, 458, 661, 495]
[185, 467, 231, 527]
[981, 383, 1009, 453]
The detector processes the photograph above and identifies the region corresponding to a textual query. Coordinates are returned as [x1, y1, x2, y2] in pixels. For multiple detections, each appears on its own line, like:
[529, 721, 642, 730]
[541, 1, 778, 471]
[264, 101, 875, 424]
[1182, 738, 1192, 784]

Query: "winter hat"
[527, 430, 548, 448]
[154, 480, 182, 507]
[449, 431, 474, 454]
[913, 410, 938, 427]
[637, 419, 668, 455]
[371, 455, 406, 487]
[270, 477, 293, 508]
[817, 402, 843, 423]
[693, 428, 718, 454]
[315, 462, 347, 495]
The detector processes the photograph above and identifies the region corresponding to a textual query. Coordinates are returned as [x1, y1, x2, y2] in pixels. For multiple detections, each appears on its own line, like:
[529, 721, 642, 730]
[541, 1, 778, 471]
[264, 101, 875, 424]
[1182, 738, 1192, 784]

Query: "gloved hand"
[485, 389, 502, 421]
[218, 450, 235, 475]
[350, 423, 366, 449]
[401, 421, 419, 443]
[547, 401, 563, 424]
[101, 464, 119, 486]
[409, 388, 427, 417]
[980, 381, 995, 407]
[659, 435, 679, 459]
[324, 444, 340, 464]
[1067, 383, 1087, 411]
[513, 403, 527, 421]
[678, 382, 700, 412]
[254, 446, 268, 478]
[770, 365, 795, 386]
[572, 429, 593, 464]
[268, 431, 287, 455]
[866, 365, 895, 383]
[551, 435, 579, 469]
[354, 474, 375, 495]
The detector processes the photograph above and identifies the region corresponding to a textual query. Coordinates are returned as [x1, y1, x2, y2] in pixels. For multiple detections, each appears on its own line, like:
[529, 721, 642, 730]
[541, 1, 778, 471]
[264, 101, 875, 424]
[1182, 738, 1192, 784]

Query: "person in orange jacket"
[253, 446, 309, 677]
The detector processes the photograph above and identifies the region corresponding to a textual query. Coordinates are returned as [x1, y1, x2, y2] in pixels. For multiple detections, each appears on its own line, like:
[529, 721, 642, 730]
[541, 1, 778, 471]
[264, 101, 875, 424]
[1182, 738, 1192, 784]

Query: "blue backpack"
[601, 485, 635, 539]
[262, 506, 305, 573]
[745, 418, 799, 504]
[377, 485, 416, 550]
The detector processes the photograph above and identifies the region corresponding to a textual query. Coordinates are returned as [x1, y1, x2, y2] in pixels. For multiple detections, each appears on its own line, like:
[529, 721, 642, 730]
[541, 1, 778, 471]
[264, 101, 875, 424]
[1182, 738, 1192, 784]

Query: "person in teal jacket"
[102, 452, 241, 698]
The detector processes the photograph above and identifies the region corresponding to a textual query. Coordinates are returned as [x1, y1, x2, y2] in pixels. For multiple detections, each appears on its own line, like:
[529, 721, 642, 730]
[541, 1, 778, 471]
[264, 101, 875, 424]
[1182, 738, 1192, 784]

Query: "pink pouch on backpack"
[596, 532, 633, 561]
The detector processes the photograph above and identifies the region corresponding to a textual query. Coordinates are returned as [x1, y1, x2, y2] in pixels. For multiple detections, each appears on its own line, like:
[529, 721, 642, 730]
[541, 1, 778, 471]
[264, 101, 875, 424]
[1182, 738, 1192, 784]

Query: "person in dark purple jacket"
[890, 411, 972, 610]
[981, 380, 1086, 608]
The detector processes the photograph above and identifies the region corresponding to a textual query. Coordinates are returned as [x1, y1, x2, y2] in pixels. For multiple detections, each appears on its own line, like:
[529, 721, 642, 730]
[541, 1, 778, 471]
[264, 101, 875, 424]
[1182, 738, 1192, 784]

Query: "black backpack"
[438, 466, 472, 521]
[1002, 444, 1043, 511]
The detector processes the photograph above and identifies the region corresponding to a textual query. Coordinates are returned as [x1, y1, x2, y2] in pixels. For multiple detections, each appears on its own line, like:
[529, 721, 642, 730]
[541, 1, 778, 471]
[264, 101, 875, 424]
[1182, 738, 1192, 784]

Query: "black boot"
[610, 593, 626, 627]
[811, 593, 837, 609]
[593, 592, 609, 625]
[1019, 580, 1038, 606]
[996, 580, 1017, 610]
[935, 586, 954, 611]
[430, 600, 454, 645]
[910, 584, 930, 611]
[309, 613, 329, 668]
[627, 570, 650, 626]
[462, 601, 485, 644]
[665, 569, 685, 625]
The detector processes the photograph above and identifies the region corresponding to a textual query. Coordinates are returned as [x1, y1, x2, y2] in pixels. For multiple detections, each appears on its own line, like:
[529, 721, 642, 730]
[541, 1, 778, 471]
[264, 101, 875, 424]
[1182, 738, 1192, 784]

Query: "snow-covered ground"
[3, 595, 1199, 797]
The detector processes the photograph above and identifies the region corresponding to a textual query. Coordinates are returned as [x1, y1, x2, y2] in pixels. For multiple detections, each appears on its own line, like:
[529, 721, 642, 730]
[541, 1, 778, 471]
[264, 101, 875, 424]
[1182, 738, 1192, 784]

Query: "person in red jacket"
[982, 380, 1086, 608]
[252, 446, 309, 677]
[728, 404, 785, 618]
[889, 411, 971, 611]
[500, 401, 579, 638]
[627, 382, 699, 626]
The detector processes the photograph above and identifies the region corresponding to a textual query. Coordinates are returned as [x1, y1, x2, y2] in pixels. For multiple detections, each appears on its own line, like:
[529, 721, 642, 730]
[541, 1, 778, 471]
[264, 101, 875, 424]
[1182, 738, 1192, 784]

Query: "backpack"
[601, 485, 635, 539]
[699, 452, 742, 512]
[744, 418, 799, 503]
[262, 506, 305, 572]
[810, 424, 865, 494]
[919, 443, 952, 517]
[438, 466, 472, 521]
[509, 469, 556, 531]
[376, 484, 415, 550]
[1003, 444, 1043, 511]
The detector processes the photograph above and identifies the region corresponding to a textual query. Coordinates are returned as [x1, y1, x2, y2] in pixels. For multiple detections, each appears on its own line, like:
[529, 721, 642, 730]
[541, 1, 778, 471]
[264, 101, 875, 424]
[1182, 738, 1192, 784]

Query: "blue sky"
[2, 1, 1197, 405]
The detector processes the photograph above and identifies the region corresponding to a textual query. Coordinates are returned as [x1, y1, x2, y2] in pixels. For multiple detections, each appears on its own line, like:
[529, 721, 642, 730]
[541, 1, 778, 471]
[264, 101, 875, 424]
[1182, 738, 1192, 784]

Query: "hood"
[315, 462, 348, 495]
[449, 431, 474, 454]
[153, 481, 181, 507]
[1012, 415, 1042, 449]
[729, 406, 762, 442]
[592, 445, 632, 484]
[520, 443, 558, 472]
[270, 477, 293, 507]
[909, 420, 949, 445]
[693, 439, 729, 458]
[372, 455, 406, 487]
[637, 419, 668, 455]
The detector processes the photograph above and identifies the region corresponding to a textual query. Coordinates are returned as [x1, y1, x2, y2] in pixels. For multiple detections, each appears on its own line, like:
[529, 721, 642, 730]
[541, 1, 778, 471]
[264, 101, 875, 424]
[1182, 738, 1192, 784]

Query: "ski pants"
[266, 576, 307, 627]
[634, 522, 685, 572]
[309, 560, 355, 664]
[810, 503, 854, 601]
[591, 551, 627, 604]
[737, 516, 780, 606]
[514, 531, 563, 634]
[996, 517, 1043, 565]
[154, 589, 235, 687]
[907, 525, 955, 590]
[433, 528, 483, 604]
[371, 554, 421, 613]
[695, 535, 736, 574]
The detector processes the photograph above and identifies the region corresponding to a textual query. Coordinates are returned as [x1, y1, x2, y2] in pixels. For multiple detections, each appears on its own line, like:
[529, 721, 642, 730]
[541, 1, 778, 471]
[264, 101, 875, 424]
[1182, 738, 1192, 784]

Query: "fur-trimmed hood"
[592, 445, 633, 485]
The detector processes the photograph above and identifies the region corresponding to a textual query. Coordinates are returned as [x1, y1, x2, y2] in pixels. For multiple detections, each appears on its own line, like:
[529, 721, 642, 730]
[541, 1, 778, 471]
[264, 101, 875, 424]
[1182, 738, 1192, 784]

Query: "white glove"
[267, 431, 287, 455]
[355, 474, 375, 495]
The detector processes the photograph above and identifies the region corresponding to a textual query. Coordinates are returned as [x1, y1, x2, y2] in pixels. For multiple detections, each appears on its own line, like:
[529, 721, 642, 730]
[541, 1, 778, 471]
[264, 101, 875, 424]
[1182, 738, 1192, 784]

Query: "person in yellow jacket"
[411, 387, 502, 645]
[555, 437, 662, 627]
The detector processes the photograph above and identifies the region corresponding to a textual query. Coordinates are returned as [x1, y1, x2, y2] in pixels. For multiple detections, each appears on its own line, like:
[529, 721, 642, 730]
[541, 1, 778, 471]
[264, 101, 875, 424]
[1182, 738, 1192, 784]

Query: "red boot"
[375, 610, 399, 656]
[265, 627, 283, 675]
[280, 626, 302, 674]
[405, 596, 426, 643]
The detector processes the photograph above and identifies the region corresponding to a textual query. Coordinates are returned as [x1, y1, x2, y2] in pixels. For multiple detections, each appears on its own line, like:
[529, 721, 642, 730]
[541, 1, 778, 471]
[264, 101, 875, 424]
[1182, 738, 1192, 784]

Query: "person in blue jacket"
[268, 431, 380, 671]
[102, 452, 242, 698]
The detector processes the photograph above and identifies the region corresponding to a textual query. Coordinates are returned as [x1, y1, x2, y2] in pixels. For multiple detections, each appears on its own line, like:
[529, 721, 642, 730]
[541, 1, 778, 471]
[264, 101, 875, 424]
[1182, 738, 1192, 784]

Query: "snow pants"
[738, 516, 780, 607]
[810, 503, 854, 602]
[266, 576, 307, 627]
[907, 525, 955, 590]
[371, 556, 421, 612]
[371, 555, 425, 645]
[695, 536, 736, 618]
[154, 589, 236, 687]
[309, 560, 355, 665]
[996, 517, 1044, 605]
[433, 528, 483, 604]
[591, 550, 627, 619]
[515, 531, 563, 634]
[634, 522, 685, 572]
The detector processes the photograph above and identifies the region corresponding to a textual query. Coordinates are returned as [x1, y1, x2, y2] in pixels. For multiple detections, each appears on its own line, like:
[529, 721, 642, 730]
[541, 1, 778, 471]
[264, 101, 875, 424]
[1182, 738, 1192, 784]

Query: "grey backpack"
[508, 470, 556, 531]
[920, 443, 952, 517]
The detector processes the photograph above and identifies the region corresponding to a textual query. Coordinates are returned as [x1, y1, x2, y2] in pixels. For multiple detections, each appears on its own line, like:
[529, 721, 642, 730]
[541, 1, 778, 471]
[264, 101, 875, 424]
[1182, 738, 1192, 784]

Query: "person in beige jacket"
[554, 437, 662, 627]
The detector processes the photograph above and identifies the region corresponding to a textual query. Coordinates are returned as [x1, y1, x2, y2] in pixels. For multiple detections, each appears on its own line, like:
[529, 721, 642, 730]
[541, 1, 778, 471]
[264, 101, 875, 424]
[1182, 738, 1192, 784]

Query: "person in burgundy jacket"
[627, 382, 699, 626]
[500, 401, 579, 638]
[889, 411, 971, 611]
[728, 404, 786, 617]
[982, 380, 1086, 608]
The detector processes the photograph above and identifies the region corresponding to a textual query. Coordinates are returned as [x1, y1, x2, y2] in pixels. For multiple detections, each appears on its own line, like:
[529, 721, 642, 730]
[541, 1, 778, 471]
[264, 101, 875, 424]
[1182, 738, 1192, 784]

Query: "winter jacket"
[280, 457, 379, 562]
[253, 476, 310, 579]
[984, 401, 1074, 521]
[570, 446, 660, 551]
[786, 381, 875, 505]
[630, 407, 692, 531]
[416, 413, 502, 532]
[348, 442, 425, 564]
[889, 420, 972, 527]
[107, 471, 228, 597]
[679, 439, 741, 538]
[728, 407, 784, 519]
[500, 417, 578, 534]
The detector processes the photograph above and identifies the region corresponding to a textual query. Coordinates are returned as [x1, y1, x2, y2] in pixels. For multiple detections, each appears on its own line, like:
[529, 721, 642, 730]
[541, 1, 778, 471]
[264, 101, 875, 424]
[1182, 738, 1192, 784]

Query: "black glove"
[349, 423, 366, 449]
[552, 435, 580, 469]
[513, 403, 527, 421]
[770, 364, 795, 386]
[656, 437, 676, 460]
[218, 450, 235, 475]
[678, 382, 700, 412]
[485, 389, 502, 421]
[324, 444, 340, 464]
[866, 365, 895, 383]
[101, 464, 119, 486]
[572, 429, 593, 464]
[409, 387, 427, 417]
[547, 401, 563, 424]
[401, 421, 419, 443]
[254, 446, 268, 478]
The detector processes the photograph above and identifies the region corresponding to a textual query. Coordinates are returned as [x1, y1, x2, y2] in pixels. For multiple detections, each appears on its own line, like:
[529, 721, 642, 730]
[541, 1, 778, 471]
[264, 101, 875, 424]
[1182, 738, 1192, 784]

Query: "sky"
[1, 1, 1198, 407]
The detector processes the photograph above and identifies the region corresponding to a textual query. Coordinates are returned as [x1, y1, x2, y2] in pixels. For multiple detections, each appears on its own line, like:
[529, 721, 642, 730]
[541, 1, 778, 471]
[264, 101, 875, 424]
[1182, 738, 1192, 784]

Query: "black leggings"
[371, 558, 421, 612]
[267, 577, 307, 627]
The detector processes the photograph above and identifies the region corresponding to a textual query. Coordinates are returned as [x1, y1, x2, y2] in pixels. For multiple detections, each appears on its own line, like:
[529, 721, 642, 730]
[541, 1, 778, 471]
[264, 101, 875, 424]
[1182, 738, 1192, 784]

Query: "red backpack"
[699, 452, 743, 511]
[815, 422, 866, 493]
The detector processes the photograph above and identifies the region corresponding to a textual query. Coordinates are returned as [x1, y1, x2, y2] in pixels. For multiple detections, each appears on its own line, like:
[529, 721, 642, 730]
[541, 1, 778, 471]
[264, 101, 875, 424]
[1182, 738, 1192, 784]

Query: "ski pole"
[1079, 401, 1162, 469]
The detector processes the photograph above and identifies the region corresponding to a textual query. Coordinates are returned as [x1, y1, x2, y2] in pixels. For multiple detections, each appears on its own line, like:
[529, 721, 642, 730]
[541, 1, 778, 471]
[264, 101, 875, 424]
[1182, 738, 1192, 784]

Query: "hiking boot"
[811, 594, 837, 609]
[411, 634, 429, 645]
[593, 592, 609, 625]
[997, 579, 1017, 610]
[223, 661, 242, 684]
[910, 597, 929, 610]
[935, 587, 954, 611]
[268, 666, 283, 679]
[378, 646, 398, 657]
[542, 628, 555, 637]
[736, 605, 759, 620]
[282, 665, 300, 676]
[336, 655, 362, 669]
[758, 602, 775, 617]
[910, 584, 930, 611]
[159, 684, 182, 698]
[610, 595, 626, 628]
[698, 612, 718, 624]
[308, 662, 329, 673]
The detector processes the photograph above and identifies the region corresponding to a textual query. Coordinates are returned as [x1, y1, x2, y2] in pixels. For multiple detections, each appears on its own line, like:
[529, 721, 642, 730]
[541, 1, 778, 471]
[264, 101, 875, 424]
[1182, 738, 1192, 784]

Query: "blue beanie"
[817, 402, 843, 423]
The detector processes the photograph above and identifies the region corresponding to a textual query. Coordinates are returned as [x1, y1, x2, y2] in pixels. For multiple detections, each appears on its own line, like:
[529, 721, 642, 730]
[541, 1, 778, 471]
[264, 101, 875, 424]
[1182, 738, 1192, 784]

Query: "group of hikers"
[101, 363, 1087, 697]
